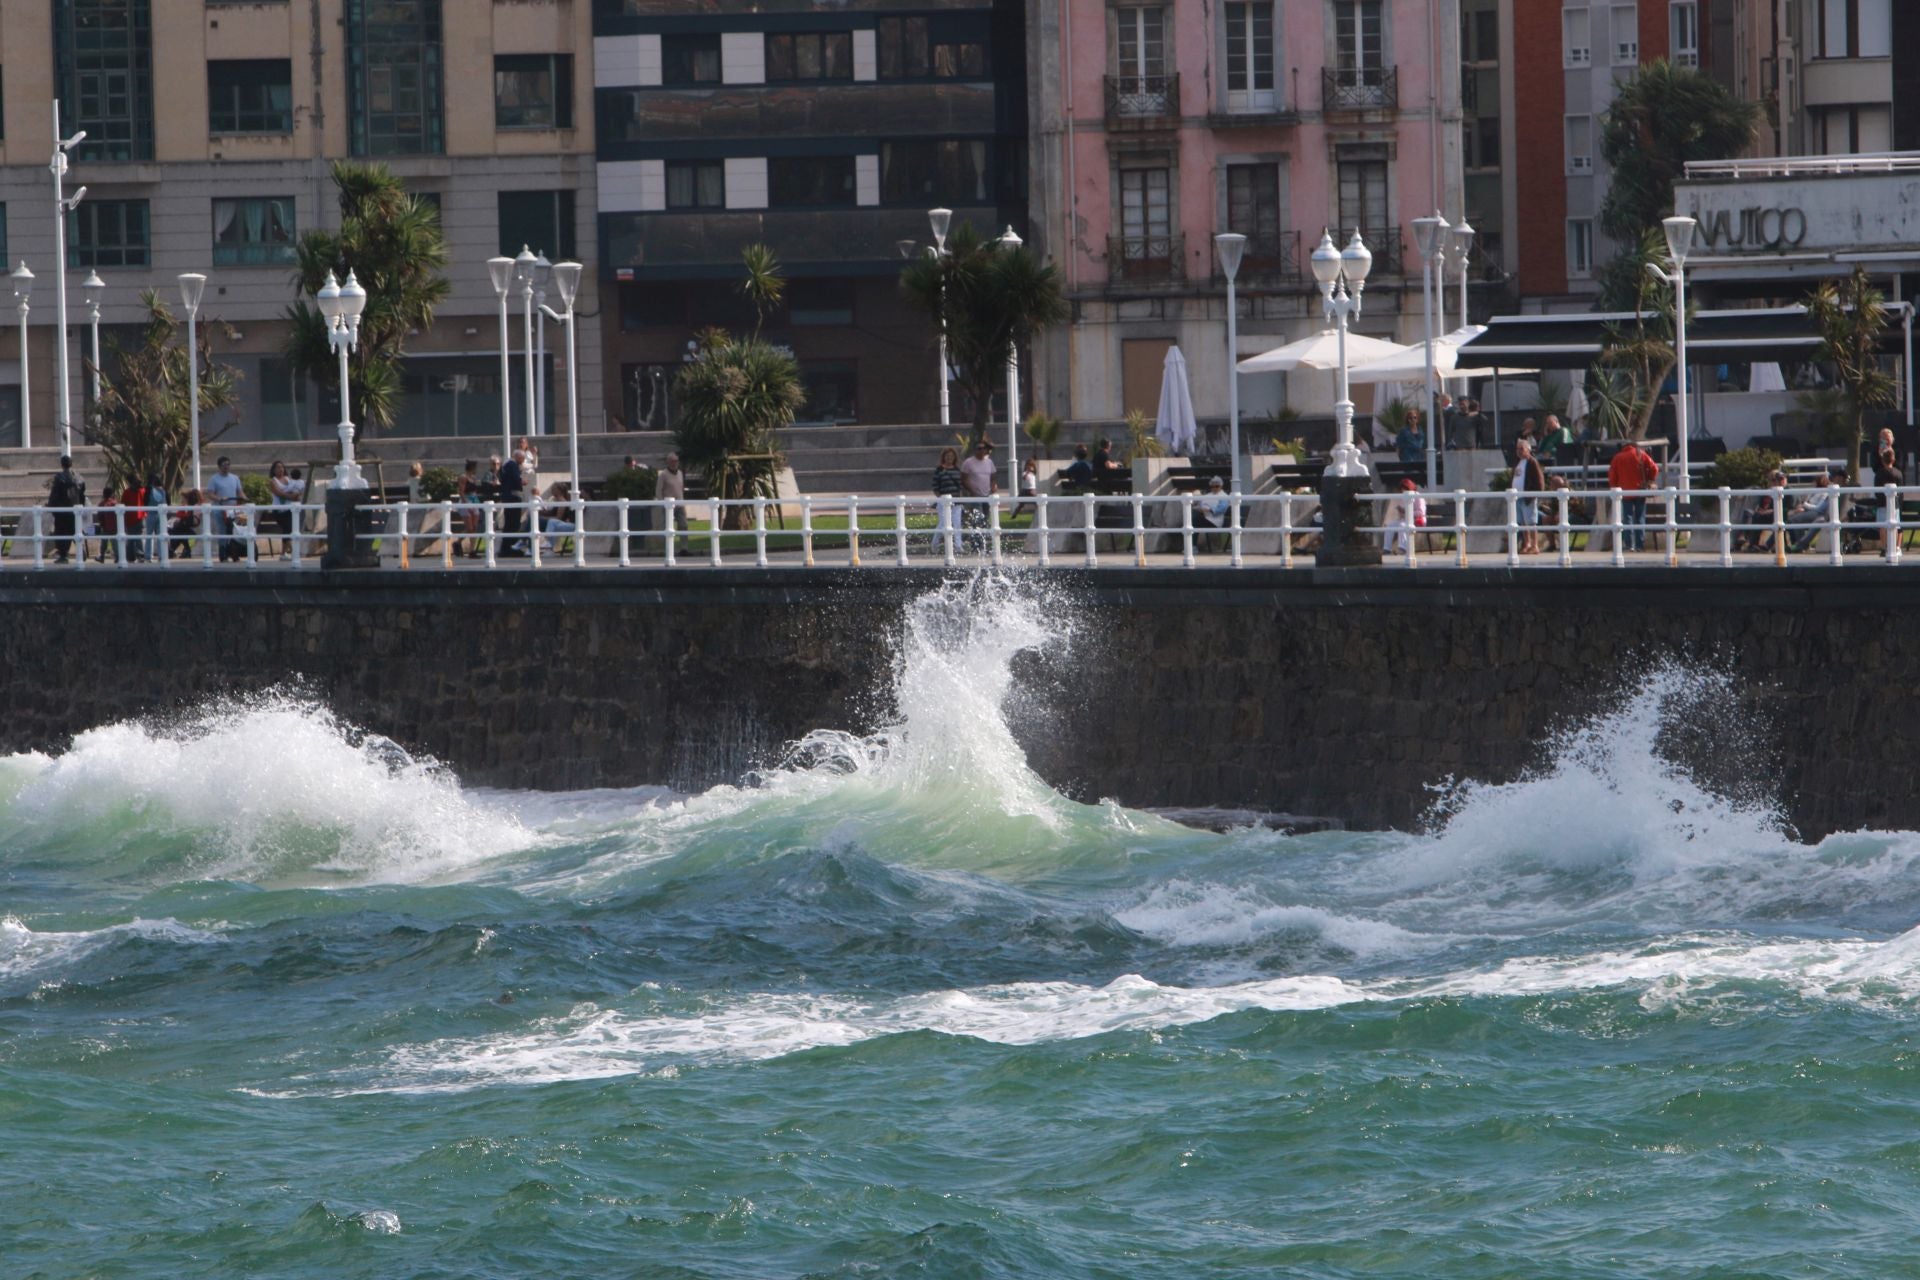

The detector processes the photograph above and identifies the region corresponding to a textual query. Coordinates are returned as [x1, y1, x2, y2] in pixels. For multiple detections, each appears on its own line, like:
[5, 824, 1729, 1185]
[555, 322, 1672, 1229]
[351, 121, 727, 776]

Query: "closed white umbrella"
[1155, 344, 1199, 455]
[1238, 328, 1408, 374]
[1749, 361, 1787, 392]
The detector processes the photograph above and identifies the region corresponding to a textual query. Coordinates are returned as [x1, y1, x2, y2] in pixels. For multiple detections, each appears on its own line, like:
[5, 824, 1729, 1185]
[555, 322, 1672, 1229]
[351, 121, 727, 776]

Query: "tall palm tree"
[1598, 60, 1758, 248]
[1808, 266, 1896, 485]
[900, 223, 1070, 444]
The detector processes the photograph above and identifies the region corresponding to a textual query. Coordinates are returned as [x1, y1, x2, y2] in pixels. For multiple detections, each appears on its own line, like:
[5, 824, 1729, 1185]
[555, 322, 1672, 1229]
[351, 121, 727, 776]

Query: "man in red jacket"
[1607, 440, 1660, 551]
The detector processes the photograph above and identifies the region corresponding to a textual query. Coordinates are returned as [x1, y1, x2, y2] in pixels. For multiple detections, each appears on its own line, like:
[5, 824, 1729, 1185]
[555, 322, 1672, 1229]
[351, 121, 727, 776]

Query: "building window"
[1462, 3, 1499, 63]
[497, 189, 576, 259]
[1670, 2, 1699, 68]
[208, 59, 293, 133]
[666, 160, 725, 209]
[929, 14, 988, 77]
[1465, 114, 1501, 169]
[1568, 219, 1594, 277]
[68, 199, 150, 268]
[1336, 144, 1389, 241]
[788, 280, 855, 327]
[212, 197, 296, 265]
[1224, 3, 1276, 111]
[663, 33, 721, 85]
[1816, 0, 1891, 58]
[877, 18, 930, 77]
[769, 156, 856, 207]
[495, 54, 572, 130]
[1562, 7, 1590, 66]
[797, 360, 858, 423]
[1610, 4, 1638, 63]
[1225, 163, 1283, 269]
[1565, 114, 1593, 172]
[1120, 167, 1172, 240]
[766, 32, 853, 82]
[347, 0, 444, 156]
[1115, 7, 1168, 82]
[1334, 0, 1387, 86]
[56, 0, 155, 162]
[880, 140, 989, 205]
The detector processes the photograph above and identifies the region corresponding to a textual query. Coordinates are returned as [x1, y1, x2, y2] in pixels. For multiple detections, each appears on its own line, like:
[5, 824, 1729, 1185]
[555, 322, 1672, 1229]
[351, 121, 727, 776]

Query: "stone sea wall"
[0, 566, 1910, 838]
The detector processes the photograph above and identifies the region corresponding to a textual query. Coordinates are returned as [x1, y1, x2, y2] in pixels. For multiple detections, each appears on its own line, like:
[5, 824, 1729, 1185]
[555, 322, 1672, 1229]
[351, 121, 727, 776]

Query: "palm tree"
[1597, 230, 1682, 441]
[1599, 60, 1758, 248]
[284, 161, 450, 434]
[899, 222, 1070, 445]
[1808, 266, 1896, 485]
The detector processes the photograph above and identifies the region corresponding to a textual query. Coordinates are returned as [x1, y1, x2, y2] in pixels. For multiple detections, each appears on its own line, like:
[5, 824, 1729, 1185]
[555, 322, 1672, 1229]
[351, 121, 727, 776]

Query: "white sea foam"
[1113, 880, 1441, 958]
[0, 695, 532, 886]
[0, 915, 220, 982]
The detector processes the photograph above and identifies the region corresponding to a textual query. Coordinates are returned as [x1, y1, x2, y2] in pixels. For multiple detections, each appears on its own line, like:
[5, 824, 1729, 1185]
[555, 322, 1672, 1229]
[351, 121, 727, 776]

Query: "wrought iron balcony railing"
[1104, 73, 1180, 122]
[1322, 65, 1398, 112]
[1216, 230, 1303, 285]
[1107, 233, 1185, 285]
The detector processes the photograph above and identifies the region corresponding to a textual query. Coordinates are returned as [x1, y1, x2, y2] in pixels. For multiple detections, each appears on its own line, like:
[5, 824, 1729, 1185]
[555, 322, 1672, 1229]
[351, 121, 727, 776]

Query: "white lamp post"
[533, 252, 553, 436]
[1411, 212, 1449, 490]
[10, 262, 31, 450]
[1451, 220, 1475, 331]
[540, 261, 584, 537]
[930, 207, 952, 427]
[316, 269, 368, 488]
[487, 255, 514, 461]
[1310, 229, 1373, 479]
[1215, 233, 1247, 492]
[513, 245, 537, 446]
[81, 271, 104, 409]
[1649, 215, 1697, 495]
[51, 104, 86, 457]
[997, 226, 1023, 478]
[179, 273, 206, 491]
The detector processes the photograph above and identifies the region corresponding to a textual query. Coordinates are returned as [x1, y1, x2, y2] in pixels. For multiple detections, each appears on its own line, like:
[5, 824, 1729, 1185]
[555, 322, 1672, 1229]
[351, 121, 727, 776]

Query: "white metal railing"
[1684, 151, 1920, 180]
[3, 485, 1916, 572]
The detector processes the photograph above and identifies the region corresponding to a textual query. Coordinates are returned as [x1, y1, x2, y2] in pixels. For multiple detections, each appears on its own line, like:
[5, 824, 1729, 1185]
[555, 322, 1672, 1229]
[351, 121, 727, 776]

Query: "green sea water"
[6, 580, 1920, 1278]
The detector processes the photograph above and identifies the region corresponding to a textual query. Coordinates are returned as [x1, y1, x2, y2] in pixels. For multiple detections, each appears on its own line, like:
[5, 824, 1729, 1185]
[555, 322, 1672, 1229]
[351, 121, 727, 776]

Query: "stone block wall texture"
[0, 566, 1907, 838]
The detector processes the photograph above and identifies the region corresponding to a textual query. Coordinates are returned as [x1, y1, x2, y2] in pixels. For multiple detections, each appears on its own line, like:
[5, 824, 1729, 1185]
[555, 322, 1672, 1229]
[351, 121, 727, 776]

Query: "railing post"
[244, 504, 258, 567]
[1083, 494, 1097, 568]
[73, 504, 89, 571]
[895, 495, 909, 567]
[484, 501, 498, 569]
[1555, 492, 1571, 568]
[1229, 493, 1243, 569]
[1280, 492, 1295, 569]
[938, 496, 954, 566]
[617, 498, 632, 568]
[441, 499, 455, 569]
[1180, 495, 1195, 568]
[847, 495, 861, 567]
[397, 501, 411, 570]
[1035, 495, 1050, 568]
[288, 501, 302, 566]
[753, 497, 769, 569]
[157, 502, 171, 568]
[1453, 489, 1468, 567]
[573, 496, 586, 568]
[1609, 488, 1625, 568]
[801, 496, 815, 568]
[1773, 490, 1787, 568]
[1406, 495, 1420, 569]
[989, 494, 1004, 567]
[31, 506, 43, 570]
[115, 504, 128, 565]
[1827, 483, 1844, 566]
[1505, 489, 1519, 567]
[529, 500, 544, 569]
[1888, 484, 1903, 566]
[202, 506, 215, 568]
[1664, 487, 1679, 568]
[1718, 487, 1733, 568]
[708, 497, 723, 566]
[663, 499, 677, 568]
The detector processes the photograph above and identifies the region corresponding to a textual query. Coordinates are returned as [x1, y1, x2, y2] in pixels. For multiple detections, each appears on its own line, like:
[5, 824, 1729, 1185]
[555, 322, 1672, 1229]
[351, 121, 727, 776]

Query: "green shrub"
[601, 465, 658, 502]
[240, 473, 272, 506]
[419, 466, 460, 503]
[1489, 468, 1513, 492]
[1706, 447, 1783, 491]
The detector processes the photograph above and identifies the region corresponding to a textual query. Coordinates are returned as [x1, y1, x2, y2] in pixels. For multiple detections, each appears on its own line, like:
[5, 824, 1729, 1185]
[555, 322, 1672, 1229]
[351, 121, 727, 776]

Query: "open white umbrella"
[1347, 325, 1503, 384]
[1237, 329, 1408, 374]
[1155, 344, 1199, 455]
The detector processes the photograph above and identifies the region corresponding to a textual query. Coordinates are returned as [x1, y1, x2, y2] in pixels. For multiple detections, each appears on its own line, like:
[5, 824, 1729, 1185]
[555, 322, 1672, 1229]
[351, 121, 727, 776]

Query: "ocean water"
[6, 577, 1920, 1279]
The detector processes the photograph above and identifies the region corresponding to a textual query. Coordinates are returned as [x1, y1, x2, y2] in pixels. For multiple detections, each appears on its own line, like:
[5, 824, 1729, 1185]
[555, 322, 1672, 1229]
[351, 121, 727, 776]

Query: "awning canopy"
[1455, 304, 1912, 371]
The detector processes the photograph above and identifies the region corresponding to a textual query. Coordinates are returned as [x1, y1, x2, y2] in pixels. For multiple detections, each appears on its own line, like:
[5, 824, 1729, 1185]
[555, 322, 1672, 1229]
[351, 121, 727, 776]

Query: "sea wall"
[0, 566, 1911, 838]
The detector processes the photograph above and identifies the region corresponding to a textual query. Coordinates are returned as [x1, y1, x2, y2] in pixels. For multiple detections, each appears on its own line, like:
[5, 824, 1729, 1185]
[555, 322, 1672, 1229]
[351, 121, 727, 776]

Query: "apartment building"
[1025, 0, 1466, 424]
[1748, 0, 1920, 157]
[593, 1, 1029, 430]
[0, 0, 600, 449]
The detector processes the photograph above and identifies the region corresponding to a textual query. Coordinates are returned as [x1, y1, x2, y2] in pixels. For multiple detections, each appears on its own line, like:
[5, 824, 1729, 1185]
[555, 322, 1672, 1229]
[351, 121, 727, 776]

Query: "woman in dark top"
[931, 447, 965, 535]
[1874, 428, 1903, 487]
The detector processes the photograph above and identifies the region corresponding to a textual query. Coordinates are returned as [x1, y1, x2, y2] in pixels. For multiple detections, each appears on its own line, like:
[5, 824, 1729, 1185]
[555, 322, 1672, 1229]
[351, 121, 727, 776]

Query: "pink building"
[1026, 0, 1467, 425]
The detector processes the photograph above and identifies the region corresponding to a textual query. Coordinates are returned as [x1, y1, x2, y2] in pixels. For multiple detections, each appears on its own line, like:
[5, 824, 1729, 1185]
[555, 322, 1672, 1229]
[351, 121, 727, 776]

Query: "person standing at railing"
[497, 449, 528, 557]
[1512, 439, 1546, 555]
[456, 460, 484, 558]
[46, 456, 84, 565]
[206, 456, 245, 563]
[1380, 477, 1426, 555]
[931, 448, 965, 536]
[267, 461, 300, 559]
[143, 473, 167, 562]
[119, 475, 148, 564]
[1874, 428, 1903, 487]
[656, 451, 688, 555]
[959, 440, 997, 534]
[1607, 438, 1659, 553]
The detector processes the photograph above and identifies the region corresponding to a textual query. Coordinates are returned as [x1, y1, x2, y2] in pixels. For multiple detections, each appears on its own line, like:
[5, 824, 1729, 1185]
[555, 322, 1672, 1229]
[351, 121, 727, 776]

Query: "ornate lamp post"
[317, 269, 376, 568]
[1310, 229, 1380, 567]
[51, 105, 86, 457]
[487, 255, 515, 461]
[996, 226, 1023, 477]
[81, 271, 104, 409]
[1450, 220, 1475, 330]
[1215, 232, 1246, 492]
[533, 252, 553, 436]
[930, 207, 952, 427]
[1412, 213, 1449, 489]
[179, 273, 206, 492]
[513, 245, 538, 445]
[539, 261, 584, 538]
[1648, 215, 1698, 496]
[11, 262, 31, 450]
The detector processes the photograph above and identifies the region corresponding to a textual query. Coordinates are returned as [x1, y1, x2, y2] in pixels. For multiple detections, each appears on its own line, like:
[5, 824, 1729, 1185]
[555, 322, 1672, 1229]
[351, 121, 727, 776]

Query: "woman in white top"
[266, 460, 300, 557]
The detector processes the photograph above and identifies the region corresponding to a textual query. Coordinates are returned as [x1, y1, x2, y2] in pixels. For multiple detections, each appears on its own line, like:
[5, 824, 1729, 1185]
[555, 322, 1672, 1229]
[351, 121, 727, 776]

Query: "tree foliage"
[84, 291, 240, 494]
[899, 223, 1071, 442]
[1807, 265, 1896, 484]
[1596, 230, 1682, 441]
[284, 161, 450, 435]
[1598, 60, 1758, 246]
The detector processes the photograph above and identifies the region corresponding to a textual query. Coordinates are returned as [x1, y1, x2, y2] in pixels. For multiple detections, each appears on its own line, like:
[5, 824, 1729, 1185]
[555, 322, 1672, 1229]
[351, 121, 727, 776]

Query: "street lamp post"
[179, 273, 206, 493]
[81, 271, 104, 410]
[11, 263, 31, 450]
[1412, 213, 1449, 490]
[539, 261, 584, 542]
[1649, 215, 1698, 496]
[51, 104, 86, 457]
[930, 208, 952, 427]
[1215, 233, 1247, 492]
[1451, 220, 1475, 331]
[514, 246, 537, 447]
[997, 227, 1024, 477]
[486, 255, 514, 461]
[1310, 229, 1380, 566]
[317, 269, 374, 569]
[533, 252, 552, 436]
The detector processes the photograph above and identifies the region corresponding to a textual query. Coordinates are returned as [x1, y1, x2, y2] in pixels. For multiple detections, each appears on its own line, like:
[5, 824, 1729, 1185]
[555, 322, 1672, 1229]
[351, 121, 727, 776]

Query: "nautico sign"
[1694, 206, 1809, 252]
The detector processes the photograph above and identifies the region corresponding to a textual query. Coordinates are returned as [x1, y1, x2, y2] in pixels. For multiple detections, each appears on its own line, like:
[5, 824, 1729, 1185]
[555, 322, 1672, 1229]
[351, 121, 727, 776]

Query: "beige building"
[0, 0, 600, 451]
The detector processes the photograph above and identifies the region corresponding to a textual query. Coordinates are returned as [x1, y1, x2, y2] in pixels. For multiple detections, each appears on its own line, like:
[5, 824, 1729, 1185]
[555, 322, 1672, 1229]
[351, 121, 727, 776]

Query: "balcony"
[1216, 231, 1302, 286]
[1107, 233, 1185, 285]
[1356, 227, 1404, 277]
[1104, 73, 1180, 126]
[1322, 66, 1398, 113]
